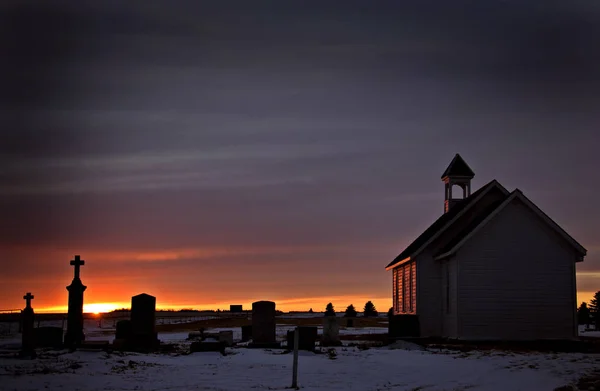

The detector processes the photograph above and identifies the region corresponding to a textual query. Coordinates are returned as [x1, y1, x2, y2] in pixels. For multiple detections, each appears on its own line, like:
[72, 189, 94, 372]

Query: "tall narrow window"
[397, 267, 403, 313]
[408, 262, 413, 312]
[395, 262, 417, 314]
[393, 269, 398, 313]
[401, 266, 406, 312]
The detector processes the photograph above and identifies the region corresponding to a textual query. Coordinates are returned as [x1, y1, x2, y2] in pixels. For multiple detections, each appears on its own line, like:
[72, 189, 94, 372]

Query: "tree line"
[320, 301, 379, 317]
[577, 290, 599, 328]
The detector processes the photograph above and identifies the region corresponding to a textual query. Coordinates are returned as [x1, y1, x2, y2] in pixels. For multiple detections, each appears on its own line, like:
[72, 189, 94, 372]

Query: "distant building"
[230, 305, 243, 313]
[386, 154, 586, 340]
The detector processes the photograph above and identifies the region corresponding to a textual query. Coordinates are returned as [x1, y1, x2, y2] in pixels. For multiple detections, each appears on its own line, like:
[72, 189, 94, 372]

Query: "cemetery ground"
[1, 313, 600, 391]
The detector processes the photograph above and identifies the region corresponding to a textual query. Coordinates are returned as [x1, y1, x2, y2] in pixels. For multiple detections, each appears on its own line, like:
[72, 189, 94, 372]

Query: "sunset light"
[83, 303, 120, 314]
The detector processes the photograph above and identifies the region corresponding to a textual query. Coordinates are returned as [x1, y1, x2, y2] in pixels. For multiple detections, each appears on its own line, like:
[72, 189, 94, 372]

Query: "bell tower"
[441, 154, 475, 213]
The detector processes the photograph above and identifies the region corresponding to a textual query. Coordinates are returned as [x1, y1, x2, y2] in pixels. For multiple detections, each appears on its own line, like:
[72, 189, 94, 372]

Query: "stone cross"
[70, 255, 85, 279]
[23, 292, 34, 308]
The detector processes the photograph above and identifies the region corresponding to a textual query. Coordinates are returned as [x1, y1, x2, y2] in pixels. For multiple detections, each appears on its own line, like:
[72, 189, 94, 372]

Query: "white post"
[291, 327, 299, 389]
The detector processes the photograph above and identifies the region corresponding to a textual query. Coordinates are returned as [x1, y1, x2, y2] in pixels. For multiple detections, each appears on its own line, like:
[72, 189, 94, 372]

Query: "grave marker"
[286, 326, 317, 351]
[64, 255, 87, 348]
[130, 293, 159, 351]
[20, 292, 35, 357]
[241, 325, 252, 342]
[322, 316, 342, 346]
[251, 301, 278, 348]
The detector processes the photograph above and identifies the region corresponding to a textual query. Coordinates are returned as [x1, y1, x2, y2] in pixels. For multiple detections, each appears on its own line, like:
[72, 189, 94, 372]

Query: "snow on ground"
[2, 323, 599, 390]
[579, 325, 600, 338]
[1, 345, 598, 391]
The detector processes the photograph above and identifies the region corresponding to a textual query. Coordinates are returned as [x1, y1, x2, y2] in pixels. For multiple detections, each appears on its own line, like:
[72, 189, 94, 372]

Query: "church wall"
[456, 198, 578, 340]
[441, 257, 459, 338]
[415, 250, 442, 337]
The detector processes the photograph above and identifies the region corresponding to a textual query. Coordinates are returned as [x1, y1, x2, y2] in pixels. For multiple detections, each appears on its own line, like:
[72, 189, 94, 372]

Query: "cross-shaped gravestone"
[70, 255, 85, 279]
[23, 292, 34, 308]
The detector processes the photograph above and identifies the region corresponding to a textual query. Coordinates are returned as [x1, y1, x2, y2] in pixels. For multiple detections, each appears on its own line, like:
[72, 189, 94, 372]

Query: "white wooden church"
[386, 154, 586, 340]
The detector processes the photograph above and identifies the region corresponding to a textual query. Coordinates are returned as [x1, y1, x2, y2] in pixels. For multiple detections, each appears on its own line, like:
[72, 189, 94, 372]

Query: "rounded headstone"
[322, 316, 341, 347]
[252, 301, 276, 345]
[131, 294, 156, 337]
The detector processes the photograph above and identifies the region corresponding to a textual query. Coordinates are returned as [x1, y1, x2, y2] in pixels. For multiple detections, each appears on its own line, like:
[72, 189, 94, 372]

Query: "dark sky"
[1, 0, 599, 311]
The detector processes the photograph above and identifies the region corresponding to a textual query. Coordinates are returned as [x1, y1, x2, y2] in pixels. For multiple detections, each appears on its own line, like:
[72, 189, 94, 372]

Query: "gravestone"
[388, 314, 420, 338]
[20, 292, 36, 357]
[251, 301, 278, 347]
[34, 327, 63, 348]
[115, 320, 133, 340]
[218, 331, 234, 347]
[230, 305, 243, 313]
[64, 255, 87, 348]
[322, 316, 342, 346]
[190, 340, 225, 354]
[130, 293, 159, 351]
[219, 330, 233, 347]
[286, 326, 317, 351]
[241, 325, 252, 342]
[201, 330, 234, 347]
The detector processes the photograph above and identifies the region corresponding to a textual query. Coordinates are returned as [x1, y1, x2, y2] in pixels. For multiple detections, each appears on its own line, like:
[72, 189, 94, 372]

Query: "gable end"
[434, 190, 587, 261]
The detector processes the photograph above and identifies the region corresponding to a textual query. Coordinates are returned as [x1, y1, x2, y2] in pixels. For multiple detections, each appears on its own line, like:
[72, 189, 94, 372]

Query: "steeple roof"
[441, 154, 475, 179]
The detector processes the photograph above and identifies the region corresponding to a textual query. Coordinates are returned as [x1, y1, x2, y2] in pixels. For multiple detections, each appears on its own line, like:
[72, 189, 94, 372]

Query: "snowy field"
[1, 344, 599, 391]
[1, 319, 598, 390]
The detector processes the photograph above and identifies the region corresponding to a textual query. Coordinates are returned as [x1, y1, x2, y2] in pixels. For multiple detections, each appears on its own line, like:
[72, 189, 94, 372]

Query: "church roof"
[434, 189, 587, 261]
[385, 180, 502, 269]
[386, 180, 587, 270]
[441, 154, 475, 179]
[434, 197, 508, 256]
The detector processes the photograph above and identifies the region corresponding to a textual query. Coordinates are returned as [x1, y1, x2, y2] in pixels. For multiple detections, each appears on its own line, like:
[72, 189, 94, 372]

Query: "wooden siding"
[456, 197, 578, 340]
[393, 261, 416, 314]
[442, 258, 458, 338]
[415, 188, 507, 337]
[415, 251, 442, 336]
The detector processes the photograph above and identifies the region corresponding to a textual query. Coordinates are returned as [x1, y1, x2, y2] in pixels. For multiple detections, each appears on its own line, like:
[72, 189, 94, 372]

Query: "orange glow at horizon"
[83, 303, 122, 314]
[3, 246, 595, 314]
[29, 291, 595, 314]
[33, 295, 393, 314]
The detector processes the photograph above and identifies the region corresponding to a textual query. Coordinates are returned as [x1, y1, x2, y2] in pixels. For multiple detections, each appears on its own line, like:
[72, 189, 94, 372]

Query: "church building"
[386, 154, 586, 340]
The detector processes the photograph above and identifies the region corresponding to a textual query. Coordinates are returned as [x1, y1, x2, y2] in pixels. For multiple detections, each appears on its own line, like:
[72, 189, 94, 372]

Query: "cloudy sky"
[1, 0, 599, 312]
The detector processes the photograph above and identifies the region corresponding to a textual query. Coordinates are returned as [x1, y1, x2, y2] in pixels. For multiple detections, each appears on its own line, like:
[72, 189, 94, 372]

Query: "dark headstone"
[251, 301, 277, 347]
[286, 326, 318, 351]
[322, 316, 342, 347]
[190, 340, 225, 354]
[130, 293, 159, 351]
[241, 325, 252, 342]
[230, 305, 243, 313]
[20, 292, 35, 357]
[388, 315, 420, 338]
[115, 320, 133, 340]
[64, 255, 87, 348]
[219, 331, 234, 347]
[201, 330, 234, 347]
[34, 327, 63, 348]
